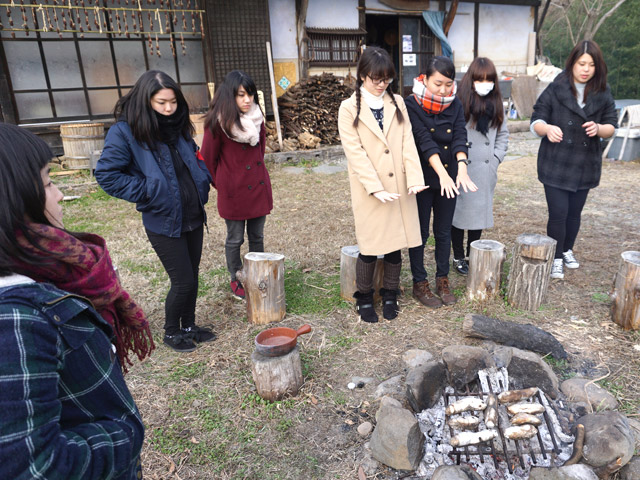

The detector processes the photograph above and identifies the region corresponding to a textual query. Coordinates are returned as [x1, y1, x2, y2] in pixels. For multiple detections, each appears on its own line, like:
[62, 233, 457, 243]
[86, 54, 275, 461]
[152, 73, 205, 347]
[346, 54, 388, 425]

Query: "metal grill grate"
[444, 382, 563, 474]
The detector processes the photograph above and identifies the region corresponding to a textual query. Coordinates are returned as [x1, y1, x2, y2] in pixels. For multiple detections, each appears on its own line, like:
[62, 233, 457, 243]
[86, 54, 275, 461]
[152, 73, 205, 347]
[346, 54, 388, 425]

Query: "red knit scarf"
[14, 224, 155, 373]
[412, 74, 457, 114]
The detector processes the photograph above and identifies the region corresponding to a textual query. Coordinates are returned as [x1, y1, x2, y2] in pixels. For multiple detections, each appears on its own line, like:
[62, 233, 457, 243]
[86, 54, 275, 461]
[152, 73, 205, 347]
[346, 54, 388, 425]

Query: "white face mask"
[474, 81, 494, 97]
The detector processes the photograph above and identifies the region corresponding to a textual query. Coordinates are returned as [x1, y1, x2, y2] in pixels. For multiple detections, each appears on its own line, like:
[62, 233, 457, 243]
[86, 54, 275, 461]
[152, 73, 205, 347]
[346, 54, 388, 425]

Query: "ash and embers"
[415, 368, 575, 480]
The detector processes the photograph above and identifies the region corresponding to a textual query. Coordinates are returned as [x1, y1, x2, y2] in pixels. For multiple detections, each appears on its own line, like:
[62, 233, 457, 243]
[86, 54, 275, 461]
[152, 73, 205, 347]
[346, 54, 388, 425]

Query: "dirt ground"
[59, 132, 640, 480]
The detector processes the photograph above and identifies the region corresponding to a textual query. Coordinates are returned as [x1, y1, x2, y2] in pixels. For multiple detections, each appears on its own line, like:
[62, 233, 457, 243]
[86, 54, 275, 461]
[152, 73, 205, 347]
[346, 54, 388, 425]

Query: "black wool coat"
[531, 75, 617, 192]
[405, 95, 469, 190]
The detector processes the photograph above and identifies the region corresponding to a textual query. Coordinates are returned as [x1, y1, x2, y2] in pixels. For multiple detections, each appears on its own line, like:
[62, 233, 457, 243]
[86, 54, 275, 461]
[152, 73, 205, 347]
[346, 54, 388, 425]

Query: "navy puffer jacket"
[96, 121, 211, 237]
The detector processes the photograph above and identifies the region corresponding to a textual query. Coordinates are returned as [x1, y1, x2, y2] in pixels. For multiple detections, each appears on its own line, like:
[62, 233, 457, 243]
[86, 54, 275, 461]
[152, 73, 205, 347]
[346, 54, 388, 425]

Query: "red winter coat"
[200, 124, 273, 220]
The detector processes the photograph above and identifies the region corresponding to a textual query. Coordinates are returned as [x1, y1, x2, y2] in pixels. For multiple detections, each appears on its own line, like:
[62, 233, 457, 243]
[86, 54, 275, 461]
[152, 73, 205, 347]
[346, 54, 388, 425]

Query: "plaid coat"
[531, 75, 617, 192]
[0, 277, 144, 480]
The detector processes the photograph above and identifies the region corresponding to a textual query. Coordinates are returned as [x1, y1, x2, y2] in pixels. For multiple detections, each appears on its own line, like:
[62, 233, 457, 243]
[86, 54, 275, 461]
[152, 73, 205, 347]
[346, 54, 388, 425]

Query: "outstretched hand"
[408, 185, 428, 195]
[440, 175, 460, 199]
[373, 190, 401, 203]
[456, 171, 478, 193]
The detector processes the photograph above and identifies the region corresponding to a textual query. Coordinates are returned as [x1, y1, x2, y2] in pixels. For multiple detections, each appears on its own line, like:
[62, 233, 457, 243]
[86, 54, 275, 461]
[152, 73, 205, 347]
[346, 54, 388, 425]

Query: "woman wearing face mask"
[405, 56, 477, 307]
[338, 46, 427, 323]
[530, 40, 616, 279]
[450, 57, 509, 275]
[96, 70, 215, 353]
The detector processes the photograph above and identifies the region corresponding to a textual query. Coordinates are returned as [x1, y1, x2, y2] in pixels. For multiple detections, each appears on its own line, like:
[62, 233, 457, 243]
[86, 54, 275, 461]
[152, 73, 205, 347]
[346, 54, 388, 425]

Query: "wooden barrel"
[60, 123, 105, 169]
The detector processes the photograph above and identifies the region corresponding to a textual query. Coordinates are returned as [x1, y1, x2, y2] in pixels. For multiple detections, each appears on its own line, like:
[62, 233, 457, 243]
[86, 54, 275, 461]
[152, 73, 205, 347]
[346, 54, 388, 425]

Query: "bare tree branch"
[591, 0, 627, 36]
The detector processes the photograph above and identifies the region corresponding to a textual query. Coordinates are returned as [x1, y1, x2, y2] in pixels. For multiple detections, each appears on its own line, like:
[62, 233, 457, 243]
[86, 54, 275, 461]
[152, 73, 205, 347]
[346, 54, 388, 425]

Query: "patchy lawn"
[57, 136, 640, 479]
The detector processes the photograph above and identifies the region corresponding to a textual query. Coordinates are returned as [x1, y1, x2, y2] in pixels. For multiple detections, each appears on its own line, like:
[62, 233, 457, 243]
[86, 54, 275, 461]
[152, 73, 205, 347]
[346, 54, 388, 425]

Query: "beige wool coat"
[338, 92, 425, 256]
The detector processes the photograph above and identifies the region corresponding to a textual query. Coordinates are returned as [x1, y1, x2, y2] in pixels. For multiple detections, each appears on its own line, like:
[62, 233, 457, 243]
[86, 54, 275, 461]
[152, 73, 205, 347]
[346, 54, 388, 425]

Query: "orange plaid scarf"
[412, 74, 457, 114]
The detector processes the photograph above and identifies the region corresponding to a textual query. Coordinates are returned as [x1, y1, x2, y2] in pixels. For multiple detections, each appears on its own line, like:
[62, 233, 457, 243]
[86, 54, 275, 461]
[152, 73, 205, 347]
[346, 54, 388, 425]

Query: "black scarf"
[155, 108, 187, 145]
[475, 100, 494, 136]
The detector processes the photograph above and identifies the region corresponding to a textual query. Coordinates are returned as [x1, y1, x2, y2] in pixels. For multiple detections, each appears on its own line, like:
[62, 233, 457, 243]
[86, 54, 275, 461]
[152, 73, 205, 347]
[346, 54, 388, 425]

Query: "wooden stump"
[237, 252, 285, 325]
[506, 233, 556, 311]
[611, 251, 640, 330]
[466, 239, 505, 301]
[251, 346, 303, 401]
[339, 246, 384, 303]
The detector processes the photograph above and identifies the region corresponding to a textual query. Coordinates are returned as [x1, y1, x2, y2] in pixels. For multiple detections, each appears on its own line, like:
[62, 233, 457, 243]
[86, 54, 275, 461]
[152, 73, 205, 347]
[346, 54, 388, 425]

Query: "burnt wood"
[463, 313, 567, 360]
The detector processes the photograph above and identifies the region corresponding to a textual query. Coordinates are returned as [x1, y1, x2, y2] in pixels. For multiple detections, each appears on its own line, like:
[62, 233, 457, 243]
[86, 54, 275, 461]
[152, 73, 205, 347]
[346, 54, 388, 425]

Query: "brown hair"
[353, 46, 402, 127]
[563, 40, 608, 101]
[458, 57, 504, 129]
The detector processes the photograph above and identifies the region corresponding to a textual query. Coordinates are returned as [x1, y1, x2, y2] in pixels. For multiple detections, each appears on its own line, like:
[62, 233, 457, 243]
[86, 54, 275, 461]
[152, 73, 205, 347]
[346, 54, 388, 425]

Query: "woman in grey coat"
[451, 58, 509, 274]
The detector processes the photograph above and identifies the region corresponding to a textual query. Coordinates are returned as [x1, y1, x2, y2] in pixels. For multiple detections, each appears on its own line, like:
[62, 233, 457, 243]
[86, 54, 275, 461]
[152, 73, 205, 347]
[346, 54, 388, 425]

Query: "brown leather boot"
[436, 276, 457, 305]
[412, 280, 443, 309]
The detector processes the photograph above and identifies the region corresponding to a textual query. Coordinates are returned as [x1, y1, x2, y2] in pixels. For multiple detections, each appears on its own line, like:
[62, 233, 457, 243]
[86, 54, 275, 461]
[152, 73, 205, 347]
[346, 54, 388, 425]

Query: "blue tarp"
[422, 11, 452, 59]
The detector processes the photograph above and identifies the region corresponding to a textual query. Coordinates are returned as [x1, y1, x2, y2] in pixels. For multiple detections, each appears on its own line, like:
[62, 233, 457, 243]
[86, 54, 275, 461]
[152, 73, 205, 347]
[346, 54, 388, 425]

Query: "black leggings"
[543, 185, 590, 259]
[146, 225, 204, 335]
[359, 250, 401, 265]
[451, 226, 482, 260]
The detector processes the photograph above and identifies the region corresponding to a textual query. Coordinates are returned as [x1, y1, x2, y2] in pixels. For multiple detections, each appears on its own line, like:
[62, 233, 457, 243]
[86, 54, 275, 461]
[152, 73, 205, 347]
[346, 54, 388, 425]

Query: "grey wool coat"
[452, 117, 509, 230]
[530, 74, 617, 192]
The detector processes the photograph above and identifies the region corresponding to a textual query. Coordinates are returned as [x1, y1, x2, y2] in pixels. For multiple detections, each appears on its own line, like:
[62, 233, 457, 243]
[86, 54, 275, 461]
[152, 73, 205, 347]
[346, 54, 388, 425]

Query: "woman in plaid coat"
[531, 40, 617, 279]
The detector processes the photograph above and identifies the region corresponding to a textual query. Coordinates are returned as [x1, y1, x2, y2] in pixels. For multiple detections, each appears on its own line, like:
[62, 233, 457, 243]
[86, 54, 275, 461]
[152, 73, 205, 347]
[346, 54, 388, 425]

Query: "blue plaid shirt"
[0, 276, 144, 479]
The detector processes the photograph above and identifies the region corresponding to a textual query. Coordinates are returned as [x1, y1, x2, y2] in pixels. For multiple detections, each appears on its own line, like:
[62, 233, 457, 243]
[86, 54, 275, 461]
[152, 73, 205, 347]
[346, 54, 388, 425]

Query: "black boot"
[380, 288, 399, 320]
[353, 290, 378, 323]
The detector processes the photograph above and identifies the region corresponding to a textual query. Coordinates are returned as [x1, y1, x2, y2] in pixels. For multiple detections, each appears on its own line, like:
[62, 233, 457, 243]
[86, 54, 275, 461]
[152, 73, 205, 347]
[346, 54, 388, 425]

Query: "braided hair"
[353, 46, 403, 127]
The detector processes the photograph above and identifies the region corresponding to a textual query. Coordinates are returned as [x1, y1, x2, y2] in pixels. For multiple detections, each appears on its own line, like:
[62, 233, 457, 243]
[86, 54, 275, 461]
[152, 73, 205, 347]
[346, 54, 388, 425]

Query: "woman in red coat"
[200, 71, 273, 299]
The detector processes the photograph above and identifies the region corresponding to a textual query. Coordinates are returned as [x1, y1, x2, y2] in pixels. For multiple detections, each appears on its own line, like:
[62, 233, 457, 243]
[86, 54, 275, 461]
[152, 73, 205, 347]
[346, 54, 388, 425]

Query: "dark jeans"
[146, 225, 203, 336]
[225, 216, 266, 280]
[451, 226, 483, 260]
[409, 188, 457, 282]
[544, 185, 590, 259]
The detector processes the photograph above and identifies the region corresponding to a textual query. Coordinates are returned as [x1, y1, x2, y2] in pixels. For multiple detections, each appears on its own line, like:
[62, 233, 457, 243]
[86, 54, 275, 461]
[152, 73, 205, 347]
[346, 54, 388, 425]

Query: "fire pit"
[416, 368, 575, 479]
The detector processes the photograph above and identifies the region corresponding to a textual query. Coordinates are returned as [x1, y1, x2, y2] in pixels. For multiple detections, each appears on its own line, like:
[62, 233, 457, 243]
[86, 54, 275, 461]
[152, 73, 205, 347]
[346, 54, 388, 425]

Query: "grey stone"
[578, 411, 635, 468]
[619, 456, 640, 480]
[369, 403, 425, 471]
[626, 417, 640, 451]
[431, 465, 483, 480]
[358, 442, 379, 476]
[529, 464, 598, 480]
[357, 421, 373, 437]
[486, 345, 513, 369]
[506, 348, 559, 398]
[442, 345, 495, 390]
[561, 378, 618, 411]
[402, 349, 434, 368]
[405, 361, 447, 413]
[374, 375, 408, 407]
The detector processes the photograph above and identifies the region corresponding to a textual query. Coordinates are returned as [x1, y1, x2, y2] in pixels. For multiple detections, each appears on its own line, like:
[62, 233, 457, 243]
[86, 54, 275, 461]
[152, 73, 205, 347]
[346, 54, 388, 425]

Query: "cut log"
[463, 313, 567, 360]
[506, 233, 556, 311]
[339, 246, 384, 303]
[611, 251, 640, 330]
[251, 345, 303, 401]
[466, 239, 505, 301]
[237, 252, 286, 325]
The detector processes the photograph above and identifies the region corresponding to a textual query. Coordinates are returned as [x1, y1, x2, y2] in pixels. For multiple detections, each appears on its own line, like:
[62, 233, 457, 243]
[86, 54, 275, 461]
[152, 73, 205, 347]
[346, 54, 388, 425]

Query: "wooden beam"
[443, 0, 459, 35]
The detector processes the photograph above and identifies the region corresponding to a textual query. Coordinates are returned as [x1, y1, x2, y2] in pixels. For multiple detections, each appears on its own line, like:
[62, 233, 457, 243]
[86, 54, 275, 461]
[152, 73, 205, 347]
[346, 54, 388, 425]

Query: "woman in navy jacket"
[405, 56, 476, 307]
[96, 70, 214, 353]
[531, 40, 617, 279]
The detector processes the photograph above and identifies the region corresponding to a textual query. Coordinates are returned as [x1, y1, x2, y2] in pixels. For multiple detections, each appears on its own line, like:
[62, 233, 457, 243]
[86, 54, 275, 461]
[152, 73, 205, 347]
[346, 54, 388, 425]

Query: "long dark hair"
[114, 70, 194, 146]
[0, 124, 57, 275]
[204, 70, 262, 136]
[353, 46, 403, 127]
[425, 56, 456, 81]
[562, 40, 608, 102]
[458, 57, 504, 129]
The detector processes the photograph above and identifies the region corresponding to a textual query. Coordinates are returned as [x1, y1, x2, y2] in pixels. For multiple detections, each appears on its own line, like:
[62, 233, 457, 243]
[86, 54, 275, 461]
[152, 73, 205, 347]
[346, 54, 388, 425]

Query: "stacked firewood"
[275, 73, 354, 150]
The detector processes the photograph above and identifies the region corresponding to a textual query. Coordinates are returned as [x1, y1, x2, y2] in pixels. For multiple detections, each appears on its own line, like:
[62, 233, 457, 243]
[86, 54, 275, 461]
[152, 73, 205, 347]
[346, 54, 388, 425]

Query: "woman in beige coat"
[338, 47, 426, 323]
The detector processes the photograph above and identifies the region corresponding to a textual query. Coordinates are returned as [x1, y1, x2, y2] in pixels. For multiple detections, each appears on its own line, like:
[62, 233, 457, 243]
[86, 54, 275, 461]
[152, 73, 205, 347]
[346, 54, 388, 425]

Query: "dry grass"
[57, 143, 640, 479]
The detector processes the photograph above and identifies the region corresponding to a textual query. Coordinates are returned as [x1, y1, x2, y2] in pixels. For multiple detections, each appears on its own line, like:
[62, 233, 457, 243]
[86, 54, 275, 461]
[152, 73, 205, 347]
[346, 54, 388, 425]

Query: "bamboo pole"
[266, 41, 283, 151]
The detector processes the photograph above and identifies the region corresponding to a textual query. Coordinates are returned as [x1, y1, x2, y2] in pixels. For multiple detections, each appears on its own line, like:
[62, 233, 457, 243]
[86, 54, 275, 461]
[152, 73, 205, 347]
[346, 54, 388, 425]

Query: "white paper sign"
[402, 35, 413, 52]
[403, 54, 416, 66]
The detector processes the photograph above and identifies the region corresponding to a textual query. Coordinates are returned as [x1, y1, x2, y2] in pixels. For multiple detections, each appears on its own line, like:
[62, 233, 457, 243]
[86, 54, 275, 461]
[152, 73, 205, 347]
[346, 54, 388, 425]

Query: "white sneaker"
[551, 259, 564, 279]
[563, 250, 580, 269]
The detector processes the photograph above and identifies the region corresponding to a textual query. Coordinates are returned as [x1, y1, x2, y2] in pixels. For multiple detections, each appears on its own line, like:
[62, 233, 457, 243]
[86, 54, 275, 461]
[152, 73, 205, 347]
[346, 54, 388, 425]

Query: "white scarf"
[225, 102, 264, 146]
[359, 86, 385, 110]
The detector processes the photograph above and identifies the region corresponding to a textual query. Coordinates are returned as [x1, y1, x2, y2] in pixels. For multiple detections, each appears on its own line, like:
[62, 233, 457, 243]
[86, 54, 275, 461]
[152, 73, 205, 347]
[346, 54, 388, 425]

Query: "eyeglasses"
[367, 76, 394, 86]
